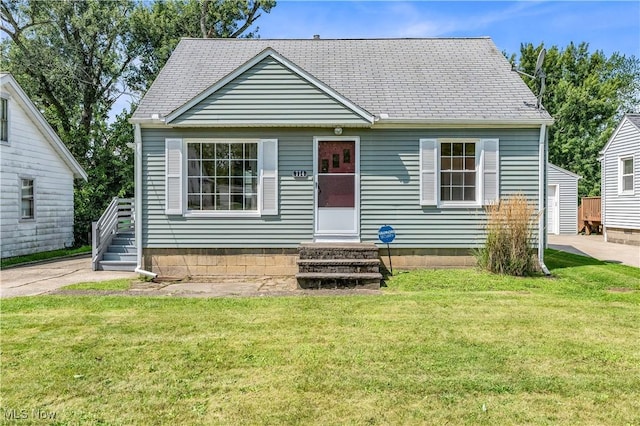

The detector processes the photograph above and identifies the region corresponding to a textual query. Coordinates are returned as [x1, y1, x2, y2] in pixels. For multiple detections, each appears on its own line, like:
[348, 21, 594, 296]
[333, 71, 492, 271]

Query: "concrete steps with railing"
[98, 232, 137, 271]
[92, 198, 137, 272]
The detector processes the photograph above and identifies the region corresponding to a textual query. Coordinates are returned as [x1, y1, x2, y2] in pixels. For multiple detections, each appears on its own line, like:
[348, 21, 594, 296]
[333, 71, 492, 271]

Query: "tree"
[128, 0, 275, 93]
[1, 0, 275, 244]
[513, 42, 640, 196]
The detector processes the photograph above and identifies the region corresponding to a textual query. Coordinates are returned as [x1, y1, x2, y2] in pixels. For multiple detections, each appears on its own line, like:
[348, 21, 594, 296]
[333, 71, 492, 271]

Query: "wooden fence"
[578, 196, 601, 234]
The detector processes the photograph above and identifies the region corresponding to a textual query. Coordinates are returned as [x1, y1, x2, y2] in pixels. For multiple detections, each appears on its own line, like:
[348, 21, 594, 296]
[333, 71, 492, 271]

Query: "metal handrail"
[92, 197, 134, 270]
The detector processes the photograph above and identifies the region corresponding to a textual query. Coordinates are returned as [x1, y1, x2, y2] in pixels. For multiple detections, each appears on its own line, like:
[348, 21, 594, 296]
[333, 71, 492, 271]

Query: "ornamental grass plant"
[476, 193, 540, 276]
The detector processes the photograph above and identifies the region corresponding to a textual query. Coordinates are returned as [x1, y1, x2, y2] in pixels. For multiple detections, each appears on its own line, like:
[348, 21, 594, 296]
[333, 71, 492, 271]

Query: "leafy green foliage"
[1, 0, 275, 244]
[513, 42, 640, 196]
[129, 0, 276, 93]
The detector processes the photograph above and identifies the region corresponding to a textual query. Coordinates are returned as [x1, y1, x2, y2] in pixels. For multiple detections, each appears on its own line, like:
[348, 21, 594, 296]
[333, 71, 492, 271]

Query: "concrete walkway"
[0, 256, 137, 298]
[2, 237, 637, 299]
[548, 234, 640, 268]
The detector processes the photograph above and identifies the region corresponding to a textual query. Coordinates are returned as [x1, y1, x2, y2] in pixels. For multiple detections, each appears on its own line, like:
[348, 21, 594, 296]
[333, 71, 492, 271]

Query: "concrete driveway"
[0, 255, 137, 298]
[548, 234, 640, 268]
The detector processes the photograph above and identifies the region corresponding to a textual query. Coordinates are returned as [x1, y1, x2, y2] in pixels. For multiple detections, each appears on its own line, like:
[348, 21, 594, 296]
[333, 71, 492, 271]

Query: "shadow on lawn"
[545, 248, 610, 270]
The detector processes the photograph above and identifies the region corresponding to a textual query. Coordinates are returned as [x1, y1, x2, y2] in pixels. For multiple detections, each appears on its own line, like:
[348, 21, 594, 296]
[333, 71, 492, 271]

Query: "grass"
[1, 250, 639, 425]
[0, 245, 91, 269]
[61, 279, 133, 291]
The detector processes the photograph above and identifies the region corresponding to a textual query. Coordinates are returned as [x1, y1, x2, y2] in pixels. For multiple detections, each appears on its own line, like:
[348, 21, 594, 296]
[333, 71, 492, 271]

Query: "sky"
[256, 1, 639, 58]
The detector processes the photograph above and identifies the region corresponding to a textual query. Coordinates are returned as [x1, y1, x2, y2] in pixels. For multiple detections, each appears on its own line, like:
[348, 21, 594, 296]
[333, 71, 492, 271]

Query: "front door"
[314, 138, 359, 241]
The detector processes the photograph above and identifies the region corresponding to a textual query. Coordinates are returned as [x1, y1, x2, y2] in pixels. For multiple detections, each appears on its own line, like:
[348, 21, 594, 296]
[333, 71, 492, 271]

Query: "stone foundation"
[605, 227, 640, 246]
[143, 247, 477, 282]
[378, 247, 476, 272]
[144, 248, 299, 283]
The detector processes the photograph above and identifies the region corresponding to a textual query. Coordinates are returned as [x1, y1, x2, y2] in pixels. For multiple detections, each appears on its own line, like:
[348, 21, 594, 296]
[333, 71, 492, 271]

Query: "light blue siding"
[170, 58, 370, 127]
[141, 127, 541, 249]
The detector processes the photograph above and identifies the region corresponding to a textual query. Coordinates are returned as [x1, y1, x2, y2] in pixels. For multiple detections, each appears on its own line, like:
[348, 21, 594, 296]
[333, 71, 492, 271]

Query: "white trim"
[547, 183, 560, 235]
[600, 115, 640, 157]
[165, 48, 375, 125]
[435, 138, 484, 208]
[134, 124, 144, 272]
[180, 138, 277, 217]
[538, 124, 549, 274]
[18, 176, 36, 221]
[0, 74, 87, 180]
[419, 139, 438, 206]
[165, 138, 184, 215]
[313, 136, 360, 241]
[0, 96, 9, 144]
[373, 118, 554, 128]
[618, 154, 635, 195]
[548, 163, 581, 180]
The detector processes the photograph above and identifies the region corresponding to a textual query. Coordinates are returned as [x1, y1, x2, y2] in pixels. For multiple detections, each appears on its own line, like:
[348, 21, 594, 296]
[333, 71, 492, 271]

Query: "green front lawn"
[1, 250, 639, 425]
[0, 245, 91, 269]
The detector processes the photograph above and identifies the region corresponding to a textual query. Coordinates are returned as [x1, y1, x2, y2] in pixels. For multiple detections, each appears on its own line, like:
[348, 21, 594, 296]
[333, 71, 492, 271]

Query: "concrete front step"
[295, 273, 382, 289]
[296, 243, 381, 289]
[97, 260, 136, 271]
[102, 252, 137, 262]
[112, 237, 135, 246]
[107, 245, 137, 254]
[297, 258, 380, 274]
[298, 243, 379, 260]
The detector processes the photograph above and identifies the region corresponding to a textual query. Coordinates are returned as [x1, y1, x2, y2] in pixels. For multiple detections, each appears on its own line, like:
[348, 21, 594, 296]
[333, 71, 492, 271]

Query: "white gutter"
[133, 123, 157, 279]
[373, 117, 555, 128]
[538, 123, 550, 275]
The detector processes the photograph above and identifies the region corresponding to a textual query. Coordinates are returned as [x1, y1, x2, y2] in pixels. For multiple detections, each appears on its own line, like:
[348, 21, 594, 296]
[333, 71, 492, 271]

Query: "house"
[599, 113, 640, 245]
[128, 38, 553, 282]
[547, 164, 580, 235]
[0, 73, 87, 259]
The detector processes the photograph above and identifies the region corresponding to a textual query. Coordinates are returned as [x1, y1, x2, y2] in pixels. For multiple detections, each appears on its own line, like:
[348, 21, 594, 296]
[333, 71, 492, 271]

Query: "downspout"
[133, 123, 157, 279]
[538, 123, 550, 275]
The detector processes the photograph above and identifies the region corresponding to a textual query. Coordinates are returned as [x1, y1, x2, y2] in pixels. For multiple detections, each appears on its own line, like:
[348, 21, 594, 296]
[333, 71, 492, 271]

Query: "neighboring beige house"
[599, 113, 640, 246]
[0, 73, 87, 258]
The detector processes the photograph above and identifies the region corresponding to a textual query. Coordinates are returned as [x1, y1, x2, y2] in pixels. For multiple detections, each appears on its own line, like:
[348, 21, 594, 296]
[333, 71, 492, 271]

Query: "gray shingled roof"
[133, 38, 552, 123]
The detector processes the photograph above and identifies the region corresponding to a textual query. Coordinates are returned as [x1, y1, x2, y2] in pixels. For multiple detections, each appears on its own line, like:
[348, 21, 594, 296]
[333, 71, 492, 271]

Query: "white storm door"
[314, 138, 359, 241]
[547, 184, 559, 235]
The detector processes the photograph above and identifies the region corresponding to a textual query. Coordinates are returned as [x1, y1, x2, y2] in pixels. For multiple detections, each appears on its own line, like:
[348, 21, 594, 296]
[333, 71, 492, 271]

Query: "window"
[440, 141, 476, 202]
[620, 156, 634, 193]
[187, 141, 258, 211]
[0, 97, 8, 142]
[420, 138, 498, 207]
[164, 138, 278, 216]
[21, 179, 34, 219]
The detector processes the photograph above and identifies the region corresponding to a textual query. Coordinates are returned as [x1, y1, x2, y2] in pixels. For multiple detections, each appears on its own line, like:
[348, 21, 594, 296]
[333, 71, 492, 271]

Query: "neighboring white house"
[599, 113, 640, 246]
[547, 163, 580, 235]
[0, 73, 87, 258]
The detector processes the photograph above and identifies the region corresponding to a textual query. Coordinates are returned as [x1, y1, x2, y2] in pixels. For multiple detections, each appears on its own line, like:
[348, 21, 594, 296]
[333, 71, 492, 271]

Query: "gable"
[168, 55, 372, 127]
[600, 115, 640, 157]
[134, 38, 553, 126]
[0, 74, 87, 180]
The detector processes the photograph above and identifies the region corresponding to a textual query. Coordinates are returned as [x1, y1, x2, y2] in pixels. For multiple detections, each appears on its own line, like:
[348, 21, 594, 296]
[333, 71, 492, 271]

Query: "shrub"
[475, 193, 540, 276]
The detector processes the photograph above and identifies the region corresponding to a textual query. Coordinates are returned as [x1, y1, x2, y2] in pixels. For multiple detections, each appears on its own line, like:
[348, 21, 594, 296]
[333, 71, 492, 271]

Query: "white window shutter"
[420, 139, 438, 205]
[260, 139, 278, 215]
[165, 138, 183, 215]
[481, 139, 499, 205]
